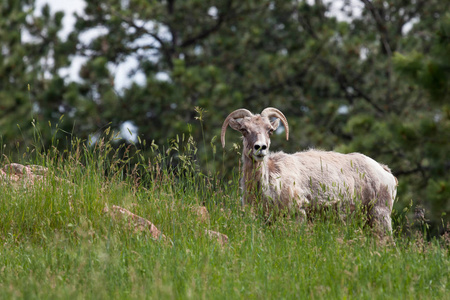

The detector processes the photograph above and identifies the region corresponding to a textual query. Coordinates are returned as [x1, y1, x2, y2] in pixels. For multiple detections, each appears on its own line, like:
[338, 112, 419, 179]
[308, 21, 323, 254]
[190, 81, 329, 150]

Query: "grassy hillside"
[0, 133, 448, 299]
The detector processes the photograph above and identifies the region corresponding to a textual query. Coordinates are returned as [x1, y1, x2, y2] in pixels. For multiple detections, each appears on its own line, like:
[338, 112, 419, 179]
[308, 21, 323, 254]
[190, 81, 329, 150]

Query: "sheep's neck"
[241, 154, 266, 205]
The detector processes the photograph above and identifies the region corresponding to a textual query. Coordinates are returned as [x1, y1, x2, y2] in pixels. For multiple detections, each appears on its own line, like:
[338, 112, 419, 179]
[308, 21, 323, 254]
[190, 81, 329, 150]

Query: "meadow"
[0, 130, 448, 299]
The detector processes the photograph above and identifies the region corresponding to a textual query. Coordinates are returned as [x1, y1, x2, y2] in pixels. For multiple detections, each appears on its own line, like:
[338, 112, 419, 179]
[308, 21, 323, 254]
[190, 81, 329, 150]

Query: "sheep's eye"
[240, 129, 249, 135]
[268, 129, 274, 135]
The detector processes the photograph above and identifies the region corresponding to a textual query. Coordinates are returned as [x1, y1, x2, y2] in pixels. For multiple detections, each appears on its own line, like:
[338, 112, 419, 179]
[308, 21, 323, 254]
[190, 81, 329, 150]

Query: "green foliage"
[394, 13, 450, 103]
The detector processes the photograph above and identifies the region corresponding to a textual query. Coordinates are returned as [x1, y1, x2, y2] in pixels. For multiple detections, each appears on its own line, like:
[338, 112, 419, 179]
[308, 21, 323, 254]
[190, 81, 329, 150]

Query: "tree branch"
[179, 0, 233, 48]
[360, 0, 392, 56]
[318, 58, 385, 115]
[395, 0, 426, 36]
[244, 44, 324, 103]
[296, 4, 385, 115]
[360, 0, 394, 105]
[116, 14, 174, 68]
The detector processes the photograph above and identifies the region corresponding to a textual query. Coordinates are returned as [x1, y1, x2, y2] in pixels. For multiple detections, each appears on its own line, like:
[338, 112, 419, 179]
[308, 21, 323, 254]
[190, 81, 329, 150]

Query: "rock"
[0, 163, 67, 188]
[26, 165, 48, 175]
[193, 205, 209, 222]
[2, 163, 31, 175]
[205, 229, 228, 246]
[107, 205, 167, 241]
[1, 163, 45, 185]
[0, 169, 8, 179]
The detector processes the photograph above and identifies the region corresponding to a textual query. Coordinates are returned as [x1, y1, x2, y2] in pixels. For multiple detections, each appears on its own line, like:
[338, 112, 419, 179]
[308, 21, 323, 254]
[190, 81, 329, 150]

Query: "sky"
[35, 0, 85, 39]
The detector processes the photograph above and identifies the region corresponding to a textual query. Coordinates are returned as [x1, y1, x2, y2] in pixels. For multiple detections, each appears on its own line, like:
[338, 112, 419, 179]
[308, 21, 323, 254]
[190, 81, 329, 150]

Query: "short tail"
[380, 163, 398, 186]
[380, 164, 391, 173]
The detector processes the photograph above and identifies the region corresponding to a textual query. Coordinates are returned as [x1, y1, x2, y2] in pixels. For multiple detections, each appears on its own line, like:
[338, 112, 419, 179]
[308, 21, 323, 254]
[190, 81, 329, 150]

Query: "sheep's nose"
[254, 144, 267, 151]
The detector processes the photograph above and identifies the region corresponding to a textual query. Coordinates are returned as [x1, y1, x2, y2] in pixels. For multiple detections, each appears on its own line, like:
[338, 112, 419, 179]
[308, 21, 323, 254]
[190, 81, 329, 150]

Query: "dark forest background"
[1, 0, 449, 233]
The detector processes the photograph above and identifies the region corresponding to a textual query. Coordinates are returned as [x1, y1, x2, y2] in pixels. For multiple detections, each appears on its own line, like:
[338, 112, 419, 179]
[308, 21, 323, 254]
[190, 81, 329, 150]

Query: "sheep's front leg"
[291, 187, 309, 223]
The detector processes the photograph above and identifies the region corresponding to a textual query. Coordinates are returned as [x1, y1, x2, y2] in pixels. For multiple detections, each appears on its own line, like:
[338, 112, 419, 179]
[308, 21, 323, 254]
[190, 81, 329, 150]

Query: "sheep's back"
[267, 150, 396, 207]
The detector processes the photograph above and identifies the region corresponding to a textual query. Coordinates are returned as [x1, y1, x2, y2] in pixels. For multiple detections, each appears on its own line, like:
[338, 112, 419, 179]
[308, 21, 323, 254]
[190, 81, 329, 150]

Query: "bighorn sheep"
[221, 107, 398, 234]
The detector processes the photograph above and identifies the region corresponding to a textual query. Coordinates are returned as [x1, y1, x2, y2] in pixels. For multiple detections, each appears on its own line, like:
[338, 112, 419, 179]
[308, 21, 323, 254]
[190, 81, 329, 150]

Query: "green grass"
[0, 133, 449, 299]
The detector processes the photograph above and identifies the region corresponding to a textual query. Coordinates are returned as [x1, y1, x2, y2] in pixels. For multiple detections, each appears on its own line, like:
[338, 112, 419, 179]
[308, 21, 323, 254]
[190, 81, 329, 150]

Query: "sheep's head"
[221, 108, 289, 162]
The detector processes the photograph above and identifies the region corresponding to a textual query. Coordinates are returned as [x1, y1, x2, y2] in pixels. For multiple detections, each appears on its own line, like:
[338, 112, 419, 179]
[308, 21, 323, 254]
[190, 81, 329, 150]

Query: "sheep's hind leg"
[295, 208, 307, 223]
[372, 206, 393, 236]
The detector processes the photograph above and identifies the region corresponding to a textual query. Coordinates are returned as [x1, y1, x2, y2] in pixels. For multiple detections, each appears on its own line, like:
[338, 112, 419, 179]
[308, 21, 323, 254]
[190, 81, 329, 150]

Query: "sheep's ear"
[229, 119, 243, 131]
[271, 119, 280, 130]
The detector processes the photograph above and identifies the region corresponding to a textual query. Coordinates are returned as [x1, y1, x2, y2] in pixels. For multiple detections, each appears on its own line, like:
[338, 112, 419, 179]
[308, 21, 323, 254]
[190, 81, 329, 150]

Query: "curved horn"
[221, 108, 253, 148]
[260, 107, 289, 141]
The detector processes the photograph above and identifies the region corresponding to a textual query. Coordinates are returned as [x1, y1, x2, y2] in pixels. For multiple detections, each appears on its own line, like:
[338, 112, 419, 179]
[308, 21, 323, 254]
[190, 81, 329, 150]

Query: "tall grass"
[0, 120, 448, 299]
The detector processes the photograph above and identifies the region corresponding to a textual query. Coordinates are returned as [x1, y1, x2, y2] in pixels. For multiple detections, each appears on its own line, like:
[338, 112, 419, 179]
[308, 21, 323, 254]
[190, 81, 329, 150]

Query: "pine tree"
[0, 1, 75, 154]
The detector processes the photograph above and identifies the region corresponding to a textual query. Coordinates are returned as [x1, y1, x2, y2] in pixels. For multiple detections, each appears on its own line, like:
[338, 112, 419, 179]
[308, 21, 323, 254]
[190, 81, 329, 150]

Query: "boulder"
[205, 229, 228, 246]
[106, 205, 167, 241]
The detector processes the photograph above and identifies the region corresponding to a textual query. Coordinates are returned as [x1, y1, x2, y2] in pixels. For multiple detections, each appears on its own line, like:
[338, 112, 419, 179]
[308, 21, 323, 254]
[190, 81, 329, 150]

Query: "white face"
[229, 115, 280, 162]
